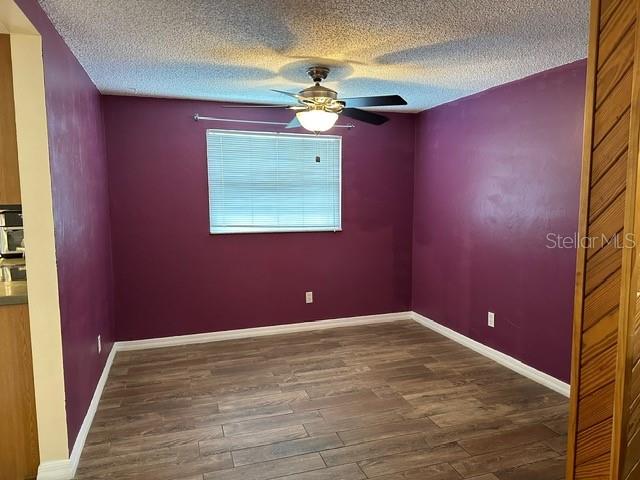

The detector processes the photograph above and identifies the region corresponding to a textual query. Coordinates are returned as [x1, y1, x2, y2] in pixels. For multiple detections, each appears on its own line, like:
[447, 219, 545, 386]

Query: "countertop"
[0, 258, 27, 306]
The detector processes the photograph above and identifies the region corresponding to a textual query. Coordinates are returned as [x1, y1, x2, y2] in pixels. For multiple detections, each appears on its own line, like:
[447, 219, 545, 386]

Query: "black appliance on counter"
[0, 205, 24, 259]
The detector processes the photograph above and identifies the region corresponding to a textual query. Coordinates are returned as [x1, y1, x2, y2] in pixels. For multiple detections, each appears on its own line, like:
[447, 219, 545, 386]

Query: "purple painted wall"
[102, 96, 414, 340]
[412, 60, 587, 383]
[15, 1, 115, 451]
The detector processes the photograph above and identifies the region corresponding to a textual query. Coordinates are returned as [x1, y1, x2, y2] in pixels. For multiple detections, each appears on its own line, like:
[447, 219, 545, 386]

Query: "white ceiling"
[38, 0, 589, 112]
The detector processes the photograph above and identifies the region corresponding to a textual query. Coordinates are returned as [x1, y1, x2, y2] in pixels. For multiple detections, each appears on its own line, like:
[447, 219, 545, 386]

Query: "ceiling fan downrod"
[307, 66, 330, 84]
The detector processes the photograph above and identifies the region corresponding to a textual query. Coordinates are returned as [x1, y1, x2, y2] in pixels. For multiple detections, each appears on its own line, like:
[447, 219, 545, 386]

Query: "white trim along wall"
[411, 312, 571, 397]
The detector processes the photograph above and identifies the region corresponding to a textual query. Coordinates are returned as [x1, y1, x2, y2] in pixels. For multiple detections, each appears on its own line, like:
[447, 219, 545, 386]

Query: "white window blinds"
[207, 130, 342, 234]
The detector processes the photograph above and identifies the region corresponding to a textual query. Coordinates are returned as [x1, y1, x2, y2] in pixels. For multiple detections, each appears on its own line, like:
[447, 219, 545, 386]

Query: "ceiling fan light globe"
[296, 110, 338, 133]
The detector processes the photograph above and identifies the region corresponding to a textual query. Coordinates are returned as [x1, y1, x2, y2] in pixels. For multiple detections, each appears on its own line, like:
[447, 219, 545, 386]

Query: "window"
[206, 130, 342, 234]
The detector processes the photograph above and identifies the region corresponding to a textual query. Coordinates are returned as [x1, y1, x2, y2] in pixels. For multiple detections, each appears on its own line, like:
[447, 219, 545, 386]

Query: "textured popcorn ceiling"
[39, 0, 589, 112]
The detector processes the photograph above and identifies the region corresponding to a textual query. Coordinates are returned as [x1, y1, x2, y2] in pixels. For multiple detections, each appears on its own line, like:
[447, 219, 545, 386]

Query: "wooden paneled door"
[567, 0, 640, 478]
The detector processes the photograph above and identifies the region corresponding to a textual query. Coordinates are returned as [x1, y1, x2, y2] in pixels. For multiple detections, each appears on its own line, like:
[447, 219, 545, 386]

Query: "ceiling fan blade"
[285, 116, 301, 129]
[223, 104, 293, 108]
[271, 89, 303, 100]
[340, 95, 407, 108]
[341, 108, 388, 125]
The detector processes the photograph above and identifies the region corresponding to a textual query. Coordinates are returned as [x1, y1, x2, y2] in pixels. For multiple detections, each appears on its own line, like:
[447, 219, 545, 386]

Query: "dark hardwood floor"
[75, 320, 568, 479]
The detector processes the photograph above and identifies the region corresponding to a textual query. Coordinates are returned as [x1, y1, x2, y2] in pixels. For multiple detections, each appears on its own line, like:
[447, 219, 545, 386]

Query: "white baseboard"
[115, 311, 413, 351]
[411, 311, 570, 397]
[37, 344, 117, 480]
[36, 459, 72, 480]
[115, 310, 569, 397]
[69, 345, 117, 471]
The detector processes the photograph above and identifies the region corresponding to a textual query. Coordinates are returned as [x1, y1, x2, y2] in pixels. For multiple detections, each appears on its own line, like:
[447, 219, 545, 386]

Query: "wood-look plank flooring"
[75, 321, 568, 479]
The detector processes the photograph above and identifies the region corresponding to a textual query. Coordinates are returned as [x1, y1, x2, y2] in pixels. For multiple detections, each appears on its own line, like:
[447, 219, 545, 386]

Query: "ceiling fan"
[226, 66, 407, 133]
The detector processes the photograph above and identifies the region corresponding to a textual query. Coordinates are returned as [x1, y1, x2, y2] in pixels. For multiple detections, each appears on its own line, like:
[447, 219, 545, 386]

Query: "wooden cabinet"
[0, 33, 21, 205]
[0, 304, 39, 480]
[567, 0, 640, 478]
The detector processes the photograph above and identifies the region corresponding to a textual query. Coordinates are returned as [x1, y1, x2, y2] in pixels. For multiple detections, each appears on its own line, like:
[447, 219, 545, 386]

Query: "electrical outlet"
[97, 334, 102, 354]
[488, 312, 495, 328]
[305, 291, 313, 304]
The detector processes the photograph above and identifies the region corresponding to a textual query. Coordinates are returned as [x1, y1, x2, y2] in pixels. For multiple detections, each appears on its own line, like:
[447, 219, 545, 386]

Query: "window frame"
[206, 129, 343, 235]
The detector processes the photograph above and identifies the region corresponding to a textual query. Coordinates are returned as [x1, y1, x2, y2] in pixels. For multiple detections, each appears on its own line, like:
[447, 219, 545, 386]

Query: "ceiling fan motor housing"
[298, 67, 343, 112]
[299, 86, 342, 113]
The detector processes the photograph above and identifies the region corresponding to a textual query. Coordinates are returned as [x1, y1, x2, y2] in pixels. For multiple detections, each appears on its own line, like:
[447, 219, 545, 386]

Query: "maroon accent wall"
[102, 96, 414, 341]
[412, 60, 587, 383]
[15, 0, 115, 450]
